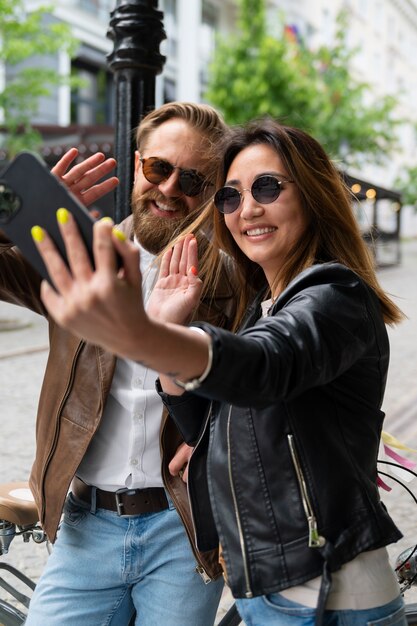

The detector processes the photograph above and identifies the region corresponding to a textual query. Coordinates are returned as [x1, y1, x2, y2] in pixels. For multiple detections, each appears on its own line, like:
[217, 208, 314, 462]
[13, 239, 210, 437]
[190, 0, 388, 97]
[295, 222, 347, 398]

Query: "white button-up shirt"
[77, 243, 164, 491]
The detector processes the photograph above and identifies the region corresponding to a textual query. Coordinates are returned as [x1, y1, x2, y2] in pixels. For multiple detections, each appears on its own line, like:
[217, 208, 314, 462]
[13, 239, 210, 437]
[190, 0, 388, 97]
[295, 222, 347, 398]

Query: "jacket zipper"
[182, 401, 215, 583]
[227, 405, 253, 598]
[40, 340, 85, 524]
[287, 434, 326, 549]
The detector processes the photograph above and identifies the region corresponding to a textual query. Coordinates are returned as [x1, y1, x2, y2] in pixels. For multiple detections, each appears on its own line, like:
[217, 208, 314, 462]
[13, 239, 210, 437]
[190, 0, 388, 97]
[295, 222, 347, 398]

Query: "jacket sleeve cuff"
[155, 378, 210, 445]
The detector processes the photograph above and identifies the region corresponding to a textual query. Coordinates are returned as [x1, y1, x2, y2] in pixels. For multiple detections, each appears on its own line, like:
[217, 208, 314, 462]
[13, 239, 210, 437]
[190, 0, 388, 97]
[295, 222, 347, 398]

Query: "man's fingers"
[62, 153, 106, 185]
[51, 148, 78, 178]
[52, 150, 118, 208]
[81, 176, 119, 207]
[71, 158, 117, 191]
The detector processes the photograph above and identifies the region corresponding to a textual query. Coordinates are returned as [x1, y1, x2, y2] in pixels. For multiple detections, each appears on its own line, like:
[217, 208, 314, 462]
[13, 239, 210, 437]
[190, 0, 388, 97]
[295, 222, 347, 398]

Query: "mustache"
[131, 187, 189, 214]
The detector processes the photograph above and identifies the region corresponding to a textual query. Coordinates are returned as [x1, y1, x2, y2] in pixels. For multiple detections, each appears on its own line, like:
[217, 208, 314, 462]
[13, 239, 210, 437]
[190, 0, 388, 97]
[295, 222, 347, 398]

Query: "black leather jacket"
[159, 263, 401, 609]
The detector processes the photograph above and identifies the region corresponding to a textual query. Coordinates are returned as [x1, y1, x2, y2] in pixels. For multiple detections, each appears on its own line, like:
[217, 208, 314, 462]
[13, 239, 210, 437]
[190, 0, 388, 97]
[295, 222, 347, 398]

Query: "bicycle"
[378, 459, 417, 625]
[0, 481, 48, 625]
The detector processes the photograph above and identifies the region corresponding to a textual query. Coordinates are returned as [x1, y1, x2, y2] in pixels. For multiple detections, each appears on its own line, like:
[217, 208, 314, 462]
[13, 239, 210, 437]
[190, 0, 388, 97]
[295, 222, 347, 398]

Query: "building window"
[162, 0, 178, 61]
[76, 0, 114, 22]
[71, 61, 113, 125]
[199, 2, 218, 97]
[163, 77, 177, 103]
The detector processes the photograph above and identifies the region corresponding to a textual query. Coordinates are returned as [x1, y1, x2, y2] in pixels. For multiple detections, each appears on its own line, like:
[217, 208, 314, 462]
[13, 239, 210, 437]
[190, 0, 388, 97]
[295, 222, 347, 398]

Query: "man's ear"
[134, 151, 141, 181]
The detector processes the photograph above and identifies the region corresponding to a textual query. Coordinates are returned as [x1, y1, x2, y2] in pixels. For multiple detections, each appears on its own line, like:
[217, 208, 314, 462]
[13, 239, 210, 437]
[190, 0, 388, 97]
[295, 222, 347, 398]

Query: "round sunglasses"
[214, 174, 294, 214]
[140, 157, 210, 197]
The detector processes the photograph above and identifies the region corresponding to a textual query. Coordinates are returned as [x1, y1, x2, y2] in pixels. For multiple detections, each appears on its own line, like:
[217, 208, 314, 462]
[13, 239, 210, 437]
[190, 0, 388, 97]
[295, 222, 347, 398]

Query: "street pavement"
[1, 239, 417, 622]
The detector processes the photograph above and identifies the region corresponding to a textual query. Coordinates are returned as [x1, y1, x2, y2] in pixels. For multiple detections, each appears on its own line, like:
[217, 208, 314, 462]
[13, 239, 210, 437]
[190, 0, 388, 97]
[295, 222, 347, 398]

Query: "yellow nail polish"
[31, 226, 44, 242]
[100, 217, 114, 224]
[112, 227, 126, 242]
[57, 207, 69, 224]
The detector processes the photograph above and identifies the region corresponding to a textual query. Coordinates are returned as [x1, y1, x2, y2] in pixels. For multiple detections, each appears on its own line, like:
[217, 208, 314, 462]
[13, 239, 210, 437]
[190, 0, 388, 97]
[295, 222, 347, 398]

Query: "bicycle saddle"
[0, 482, 39, 526]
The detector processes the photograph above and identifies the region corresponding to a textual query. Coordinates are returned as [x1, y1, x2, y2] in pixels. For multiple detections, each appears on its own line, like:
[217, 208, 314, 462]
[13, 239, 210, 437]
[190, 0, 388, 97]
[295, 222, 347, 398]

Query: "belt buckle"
[114, 487, 130, 517]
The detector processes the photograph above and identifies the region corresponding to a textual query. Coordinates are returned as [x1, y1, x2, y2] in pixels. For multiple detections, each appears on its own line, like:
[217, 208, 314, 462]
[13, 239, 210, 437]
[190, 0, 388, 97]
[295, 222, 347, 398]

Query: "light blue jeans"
[236, 592, 407, 626]
[25, 492, 223, 626]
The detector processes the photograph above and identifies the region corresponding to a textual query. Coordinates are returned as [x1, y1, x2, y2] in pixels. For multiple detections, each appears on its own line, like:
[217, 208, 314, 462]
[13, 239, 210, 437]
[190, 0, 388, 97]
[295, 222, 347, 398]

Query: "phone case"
[0, 151, 96, 284]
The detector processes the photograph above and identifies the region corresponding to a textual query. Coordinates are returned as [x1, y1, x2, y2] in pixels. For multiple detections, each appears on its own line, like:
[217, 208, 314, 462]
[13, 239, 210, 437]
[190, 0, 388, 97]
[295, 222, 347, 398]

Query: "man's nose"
[157, 170, 182, 197]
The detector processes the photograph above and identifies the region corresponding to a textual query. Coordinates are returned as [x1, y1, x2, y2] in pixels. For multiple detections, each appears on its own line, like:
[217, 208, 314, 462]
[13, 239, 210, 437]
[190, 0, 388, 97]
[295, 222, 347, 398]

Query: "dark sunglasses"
[214, 174, 294, 214]
[140, 157, 210, 197]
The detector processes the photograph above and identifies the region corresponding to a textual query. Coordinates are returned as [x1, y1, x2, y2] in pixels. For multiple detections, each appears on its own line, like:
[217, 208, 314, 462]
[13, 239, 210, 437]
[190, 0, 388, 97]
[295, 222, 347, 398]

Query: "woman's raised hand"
[147, 234, 203, 325]
[52, 148, 118, 208]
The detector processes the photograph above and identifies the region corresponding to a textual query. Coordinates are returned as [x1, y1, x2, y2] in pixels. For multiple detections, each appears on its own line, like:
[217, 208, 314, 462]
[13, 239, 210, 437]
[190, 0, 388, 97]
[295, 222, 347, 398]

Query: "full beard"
[131, 188, 196, 254]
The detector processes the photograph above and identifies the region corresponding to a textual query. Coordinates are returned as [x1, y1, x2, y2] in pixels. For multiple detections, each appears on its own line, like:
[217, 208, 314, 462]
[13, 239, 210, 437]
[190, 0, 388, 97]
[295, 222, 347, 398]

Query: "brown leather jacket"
[0, 216, 235, 581]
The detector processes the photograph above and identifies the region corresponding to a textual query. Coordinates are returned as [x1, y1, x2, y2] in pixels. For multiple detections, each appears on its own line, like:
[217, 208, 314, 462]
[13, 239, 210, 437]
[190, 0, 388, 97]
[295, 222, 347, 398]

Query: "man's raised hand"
[52, 148, 118, 208]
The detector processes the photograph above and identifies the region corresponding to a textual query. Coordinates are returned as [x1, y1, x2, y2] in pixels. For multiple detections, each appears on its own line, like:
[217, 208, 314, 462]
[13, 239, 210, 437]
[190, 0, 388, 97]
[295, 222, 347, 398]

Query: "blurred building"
[1, 0, 416, 235]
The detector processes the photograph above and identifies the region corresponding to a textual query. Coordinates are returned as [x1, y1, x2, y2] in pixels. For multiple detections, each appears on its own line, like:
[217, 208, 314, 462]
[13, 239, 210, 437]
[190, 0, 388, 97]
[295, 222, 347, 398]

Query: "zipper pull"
[195, 564, 213, 584]
[308, 517, 326, 548]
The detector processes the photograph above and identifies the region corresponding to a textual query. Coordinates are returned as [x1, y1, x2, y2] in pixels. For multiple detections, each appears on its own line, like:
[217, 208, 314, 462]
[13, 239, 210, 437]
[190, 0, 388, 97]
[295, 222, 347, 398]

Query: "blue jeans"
[26, 492, 223, 626]
[235, 593, 406, 626]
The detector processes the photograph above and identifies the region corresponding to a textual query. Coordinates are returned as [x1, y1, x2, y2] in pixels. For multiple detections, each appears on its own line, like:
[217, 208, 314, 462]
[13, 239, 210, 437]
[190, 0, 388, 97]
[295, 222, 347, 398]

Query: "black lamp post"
[107, 0, 166, 223]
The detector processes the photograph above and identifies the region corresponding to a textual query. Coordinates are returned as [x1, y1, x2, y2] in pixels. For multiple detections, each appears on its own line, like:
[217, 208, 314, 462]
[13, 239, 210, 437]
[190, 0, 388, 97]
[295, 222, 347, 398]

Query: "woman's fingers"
[178, 235, 192, 276]
[168, 443, 193, 482]
[169, 237, 185, 275]
[158, 246, 173, 279]
[55, 208, 95, 281]
[186, 236, 199, 278]
[91, 220, 141, 288]
[168, 234, 197, 277]
[110, 226, 141, 288]
[31, 225, 74, 294]
[39, 278, 67, 323]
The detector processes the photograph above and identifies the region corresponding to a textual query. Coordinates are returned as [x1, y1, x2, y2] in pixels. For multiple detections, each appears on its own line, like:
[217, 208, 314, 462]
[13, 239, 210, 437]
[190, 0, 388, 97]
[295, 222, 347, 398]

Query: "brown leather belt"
[72, 476, 169, 516]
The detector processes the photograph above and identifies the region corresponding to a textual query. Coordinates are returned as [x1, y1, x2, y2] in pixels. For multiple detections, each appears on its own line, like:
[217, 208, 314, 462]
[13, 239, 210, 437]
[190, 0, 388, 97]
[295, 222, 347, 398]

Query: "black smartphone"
[0, 151, 100, 285]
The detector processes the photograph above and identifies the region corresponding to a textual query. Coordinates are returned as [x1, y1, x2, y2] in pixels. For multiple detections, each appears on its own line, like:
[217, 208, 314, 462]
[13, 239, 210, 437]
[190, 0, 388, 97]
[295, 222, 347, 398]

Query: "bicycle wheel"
[405, 602, 417, 625]
[0, 599, 26, 626]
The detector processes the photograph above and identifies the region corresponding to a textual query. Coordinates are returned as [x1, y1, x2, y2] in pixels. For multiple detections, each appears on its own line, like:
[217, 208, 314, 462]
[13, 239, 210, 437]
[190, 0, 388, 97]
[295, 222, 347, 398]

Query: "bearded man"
[0, 102, 234, 626]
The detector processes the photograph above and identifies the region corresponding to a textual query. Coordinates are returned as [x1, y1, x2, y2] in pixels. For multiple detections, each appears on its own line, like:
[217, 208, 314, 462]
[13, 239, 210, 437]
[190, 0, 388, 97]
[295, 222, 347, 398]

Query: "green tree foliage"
[0, 0, 79, 156]
[205, 0, 401, 167]
[396, 166, 417, 210]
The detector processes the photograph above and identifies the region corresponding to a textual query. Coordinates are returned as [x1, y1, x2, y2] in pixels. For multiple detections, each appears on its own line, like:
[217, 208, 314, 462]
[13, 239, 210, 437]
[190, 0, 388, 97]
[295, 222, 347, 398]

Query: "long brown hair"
[211, 118, 404, 330]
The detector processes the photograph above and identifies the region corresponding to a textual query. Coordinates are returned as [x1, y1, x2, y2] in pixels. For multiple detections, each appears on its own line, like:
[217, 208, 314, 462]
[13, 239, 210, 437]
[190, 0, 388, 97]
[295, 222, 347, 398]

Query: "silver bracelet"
[174, 327, 213, 392]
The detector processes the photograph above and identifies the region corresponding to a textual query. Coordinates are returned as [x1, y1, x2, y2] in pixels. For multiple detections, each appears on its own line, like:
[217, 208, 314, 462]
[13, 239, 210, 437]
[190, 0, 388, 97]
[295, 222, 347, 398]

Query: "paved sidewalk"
[1, 239, 417, 623]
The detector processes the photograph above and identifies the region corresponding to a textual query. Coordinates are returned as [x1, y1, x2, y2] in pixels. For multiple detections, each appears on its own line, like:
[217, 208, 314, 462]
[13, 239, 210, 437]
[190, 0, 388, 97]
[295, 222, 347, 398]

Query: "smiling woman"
[31, 117, 406, 626]
[220, 143, 306, 288]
